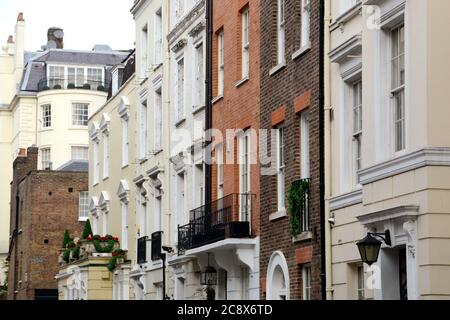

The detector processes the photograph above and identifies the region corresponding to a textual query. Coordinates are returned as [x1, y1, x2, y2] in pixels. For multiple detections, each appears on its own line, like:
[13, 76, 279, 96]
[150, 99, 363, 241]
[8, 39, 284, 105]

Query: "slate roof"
[19, 49, 130, 92]
[57, 160, 89, 172]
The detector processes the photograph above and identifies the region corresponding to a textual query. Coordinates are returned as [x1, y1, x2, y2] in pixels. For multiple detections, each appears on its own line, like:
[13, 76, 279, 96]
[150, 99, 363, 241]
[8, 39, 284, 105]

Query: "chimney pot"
[7, 35, 14, 44]
[17, 12, 24, 21]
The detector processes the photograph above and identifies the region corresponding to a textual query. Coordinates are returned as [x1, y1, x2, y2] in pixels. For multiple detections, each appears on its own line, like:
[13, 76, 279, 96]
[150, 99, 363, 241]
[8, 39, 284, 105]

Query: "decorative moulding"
[171, 39, 188, 53]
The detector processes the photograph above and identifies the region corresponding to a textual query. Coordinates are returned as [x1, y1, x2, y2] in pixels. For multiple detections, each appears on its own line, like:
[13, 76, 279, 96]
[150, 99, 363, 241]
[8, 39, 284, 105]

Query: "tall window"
[176, 0, 185, 21]
[154, 90, 163, 150]
[48, 65, 64, 87]
[217, 30, 224, 96]
[68, 67, 85, 87]
[140, 99, 148, 159]
[195, 43, 205, 106]
[79, 191, 89, 221]
[239, 131, 251, 223]
[216, 145, 224, 199]
[177, 58, 185, 121]
[121, 202, 129, 250]
[301, 0, 311, 48]
[302, 265, 311, 300]
[357, 265, 365, 300]
[42, 104, 51, 128]
[155, 194, 162, 232]
[241, 8, 250, 78]
[277, 0, 285, 64]
[154, 9, 163, 65]
[177, 173, 185, 229]
[93, 141, 99, 184]
[103, 133, 109, 179]
[391, 24, 405, 152]
[300, 111, 310, 179]
[122, 119, 129, 166]
[71, 146, 88, 160]
[87, 68, 103, 88]
[195, 164, 204, 207]
[72, 103, 89, 126]
[41, 147, 51, 170]
[277, 127, 285, 211]
[353, 80, 362, 181]
[141, 24, 148, 78]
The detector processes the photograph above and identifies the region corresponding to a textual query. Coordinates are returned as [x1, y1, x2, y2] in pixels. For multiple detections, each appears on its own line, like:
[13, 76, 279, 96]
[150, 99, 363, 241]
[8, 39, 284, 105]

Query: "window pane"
[71, 146, 88, 160]
[79, 191, 89, 219]
[42, 104, 51, 128]
[72, 103, 89, 126]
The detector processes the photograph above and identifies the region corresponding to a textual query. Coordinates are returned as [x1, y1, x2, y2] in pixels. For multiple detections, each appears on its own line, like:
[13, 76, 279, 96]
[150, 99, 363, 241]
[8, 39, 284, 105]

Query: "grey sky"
[0, 0, 135, 52]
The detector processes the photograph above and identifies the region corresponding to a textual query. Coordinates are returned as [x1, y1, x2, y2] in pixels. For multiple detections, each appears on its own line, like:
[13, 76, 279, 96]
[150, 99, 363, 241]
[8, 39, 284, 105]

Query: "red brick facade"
[259, 0, 323, 300]
[212, 0, 260, 235]
[7, 147, 86, 300]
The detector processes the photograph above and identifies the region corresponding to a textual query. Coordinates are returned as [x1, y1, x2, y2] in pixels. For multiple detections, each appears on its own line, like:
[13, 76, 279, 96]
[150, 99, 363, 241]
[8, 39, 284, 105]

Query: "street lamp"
[357, 230, 392, 266]
[200, 253, 217, 286]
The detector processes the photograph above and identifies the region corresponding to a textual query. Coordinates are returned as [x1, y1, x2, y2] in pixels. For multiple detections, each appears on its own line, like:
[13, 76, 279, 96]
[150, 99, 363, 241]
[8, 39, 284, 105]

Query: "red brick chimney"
[7, 35, 14, 44]
[12, 147, 38, 185]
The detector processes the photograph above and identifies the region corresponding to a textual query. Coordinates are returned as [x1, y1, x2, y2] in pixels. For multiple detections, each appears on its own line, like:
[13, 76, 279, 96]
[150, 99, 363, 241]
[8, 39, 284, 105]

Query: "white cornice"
[359, 148, 450, 185]
[167, 0, 205, 45]
[330, 189, 363, 211]
[329, 33, 362, 64]
[357, 205, 419, 226]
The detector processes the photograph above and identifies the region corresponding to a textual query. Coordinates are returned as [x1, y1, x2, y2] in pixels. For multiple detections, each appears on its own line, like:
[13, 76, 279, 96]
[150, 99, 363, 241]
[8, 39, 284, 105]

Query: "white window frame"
[302, 265, 311, 300]
[140, 99, 148, 159]
[239, 131, 252, 225]
[300, 111, 310, 179]
[79, 191, 89, 221]
[154, 193, 162, 233]
[103, 133, 110, 179]
[72, 103, 89, 127]
[93, 141, 100, 185]
[276, 127, 285, 211]
[41, 104, 51, 128]
[217, 30, 224, 96]
[301, 0, 311, 49]
[176, 57, 185, 121]
[71, 146, 89, 161]
[390, 24, 406, 153]
[339, 0, 360, 15]
[154, 89, 163, 151]
[141, 24, 148, 79]
[176, 172, 185, 230]
[277, 0, 285, 65]
[352, 80, 362, 184]
[122, 118, 129, 167]
[241, 8, 250, 79]
[194, 42, 205, 107]
[41, 147, 51, 170]
[121, 201, 129, 250]
[216, 144, 224, 199]
[154, 8, 163, 66]
[357, 264, 365, 300]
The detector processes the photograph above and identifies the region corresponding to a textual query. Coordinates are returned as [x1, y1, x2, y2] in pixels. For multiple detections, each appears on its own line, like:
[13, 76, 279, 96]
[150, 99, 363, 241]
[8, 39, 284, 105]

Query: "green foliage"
[82, 220, 93, 239]
[288, 179, 310, 236]
[62, 249, 70, 263]
[83, 83, 91, 90]
[206, 286, 216, 301]
[93, 240, 116, 253]
[107, 257, 117, 272]
[67, 83, 75, 89]
[72, 246, 80, 260]
[62, 230, 71, 249]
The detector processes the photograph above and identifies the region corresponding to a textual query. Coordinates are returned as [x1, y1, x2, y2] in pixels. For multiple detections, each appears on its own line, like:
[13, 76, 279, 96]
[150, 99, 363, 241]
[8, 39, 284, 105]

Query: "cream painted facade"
[89, 65, 138, 300]
[327, 0, 450, 300]
[0, 14, 25, 287]
[129, 0, 174, 300]
[166, 0, 208, 301]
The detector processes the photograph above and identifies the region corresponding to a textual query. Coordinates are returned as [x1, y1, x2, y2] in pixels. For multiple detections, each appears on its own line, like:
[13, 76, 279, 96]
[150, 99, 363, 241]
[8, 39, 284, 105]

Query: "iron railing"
[37, 77, 110, 92]
[137, 236, 147, 264]
[177, 193, 253, 255]
[292, 178, 311, 234]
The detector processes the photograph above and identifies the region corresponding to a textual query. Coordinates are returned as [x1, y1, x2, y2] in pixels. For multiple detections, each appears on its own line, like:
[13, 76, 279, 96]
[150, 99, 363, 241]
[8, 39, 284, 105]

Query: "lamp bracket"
[369, 230, 392, 246]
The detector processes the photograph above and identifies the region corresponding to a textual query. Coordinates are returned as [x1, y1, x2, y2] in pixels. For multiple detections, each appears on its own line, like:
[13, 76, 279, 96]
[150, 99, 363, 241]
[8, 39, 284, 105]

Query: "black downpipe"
[319, 0, 327, 300]
[205, 0, 213, 210]
[9, 193, 20, 300]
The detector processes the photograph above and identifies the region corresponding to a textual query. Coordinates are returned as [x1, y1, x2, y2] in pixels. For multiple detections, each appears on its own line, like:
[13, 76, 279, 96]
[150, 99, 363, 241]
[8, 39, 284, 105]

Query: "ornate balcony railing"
[37, 77, 110, 92]
[177, 193, 253, 255]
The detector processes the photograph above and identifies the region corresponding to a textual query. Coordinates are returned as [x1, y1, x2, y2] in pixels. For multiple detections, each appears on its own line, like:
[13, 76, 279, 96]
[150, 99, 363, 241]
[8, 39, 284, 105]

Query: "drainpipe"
[8, 193, 20, 300]
[324, 0, 334, 300]
[205, 0, 213, 209]
[319, 0, 327, 301]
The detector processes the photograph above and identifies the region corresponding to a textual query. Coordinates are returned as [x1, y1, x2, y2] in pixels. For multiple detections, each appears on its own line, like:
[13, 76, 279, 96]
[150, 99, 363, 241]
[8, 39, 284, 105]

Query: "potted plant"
[53, 84, 62, 89]
[97, 85, 105, 91]
[82, 83, 91, 90]
[67, 83, 75, 89]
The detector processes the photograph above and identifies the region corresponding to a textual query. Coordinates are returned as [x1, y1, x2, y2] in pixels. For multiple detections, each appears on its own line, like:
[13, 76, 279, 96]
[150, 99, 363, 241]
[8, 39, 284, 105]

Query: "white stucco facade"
[327, 0, 450, 300]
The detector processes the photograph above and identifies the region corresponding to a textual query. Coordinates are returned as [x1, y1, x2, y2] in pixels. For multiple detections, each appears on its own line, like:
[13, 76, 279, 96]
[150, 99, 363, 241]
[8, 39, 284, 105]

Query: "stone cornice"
[330, 189, 363, 211]
[167, 0, 205, 45]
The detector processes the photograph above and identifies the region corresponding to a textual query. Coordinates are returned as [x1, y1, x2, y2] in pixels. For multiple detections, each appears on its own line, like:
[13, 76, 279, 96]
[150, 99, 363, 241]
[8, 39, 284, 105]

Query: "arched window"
[266, 251, 290, 300]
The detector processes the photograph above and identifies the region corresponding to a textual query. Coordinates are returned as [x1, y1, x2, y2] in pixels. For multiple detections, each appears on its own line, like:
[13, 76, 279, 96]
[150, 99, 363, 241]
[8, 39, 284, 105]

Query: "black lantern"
[200, 253, 217, 286]
[357, 230, 392, 266]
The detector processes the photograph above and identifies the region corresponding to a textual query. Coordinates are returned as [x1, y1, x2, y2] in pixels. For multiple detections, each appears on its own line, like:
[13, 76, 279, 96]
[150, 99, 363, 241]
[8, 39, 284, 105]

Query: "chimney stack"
[46, 27, 64, 49]
[17, 12, 24, 21]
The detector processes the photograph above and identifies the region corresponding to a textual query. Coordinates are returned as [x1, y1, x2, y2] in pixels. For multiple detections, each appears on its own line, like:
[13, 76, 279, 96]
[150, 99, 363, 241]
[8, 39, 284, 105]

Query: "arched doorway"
[266, 251, 289, 300]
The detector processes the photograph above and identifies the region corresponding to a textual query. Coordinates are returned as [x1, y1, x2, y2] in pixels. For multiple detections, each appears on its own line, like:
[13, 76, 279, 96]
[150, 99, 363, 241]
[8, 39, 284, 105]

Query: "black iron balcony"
[137, 236, 147, 264]
[177, 193, 253, 255]
[37, 77, 110, 92]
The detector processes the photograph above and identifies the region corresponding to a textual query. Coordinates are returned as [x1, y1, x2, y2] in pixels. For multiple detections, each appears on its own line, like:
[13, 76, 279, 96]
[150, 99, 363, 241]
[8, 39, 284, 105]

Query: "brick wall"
[259, 0, 323, 300]
[7, 147, 86, 300]
[212, 0, 260, 235]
